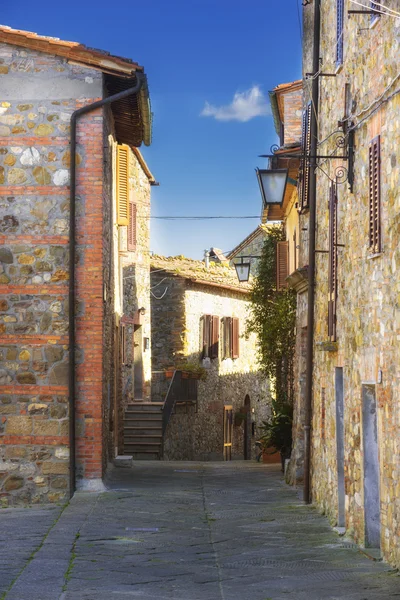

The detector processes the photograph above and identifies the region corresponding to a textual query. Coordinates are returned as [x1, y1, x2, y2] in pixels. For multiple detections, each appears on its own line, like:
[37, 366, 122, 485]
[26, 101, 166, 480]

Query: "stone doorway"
[335, 367, 345, 528]
[362, 384, 381, 548]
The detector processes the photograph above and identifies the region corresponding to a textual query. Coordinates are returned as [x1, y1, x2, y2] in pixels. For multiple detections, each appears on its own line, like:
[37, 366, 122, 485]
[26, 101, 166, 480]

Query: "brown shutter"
[369, 136, 381, 254]
[210, 316, 220, 359]
[223, 317, 231, 359]
[231, 318, 239, 359]
[299, 103, 312, 210]
[128, 201, 137, 251]
[117, 144, 129, 226]
[328, 183, 338, 341]
[276, 241, 289, 290]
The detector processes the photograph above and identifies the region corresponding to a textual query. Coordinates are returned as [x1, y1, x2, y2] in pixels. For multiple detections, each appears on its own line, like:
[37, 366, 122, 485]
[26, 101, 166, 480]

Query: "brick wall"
[0, 43, 106, 504]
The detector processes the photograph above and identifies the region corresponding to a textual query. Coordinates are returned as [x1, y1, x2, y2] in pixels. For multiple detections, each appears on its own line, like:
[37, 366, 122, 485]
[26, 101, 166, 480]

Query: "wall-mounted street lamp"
[256, 167, 289, 207]
[233, 255, 261, 283]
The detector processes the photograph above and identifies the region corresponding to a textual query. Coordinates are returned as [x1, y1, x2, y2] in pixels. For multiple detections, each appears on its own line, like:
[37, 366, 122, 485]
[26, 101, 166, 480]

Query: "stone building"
[150, 256, 270, 461]
[289, 1, 400, 567]
[226, 224, 269, 277]
[0, 26, 154, 505]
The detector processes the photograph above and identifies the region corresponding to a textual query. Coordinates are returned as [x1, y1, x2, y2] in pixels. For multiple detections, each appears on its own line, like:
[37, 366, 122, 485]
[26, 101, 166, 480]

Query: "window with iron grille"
[299, 103, 312, 210]
[368, 136, 381, 254]
[202, 315, 219, 359]
[336, 0, 344, 67]
[222, 317, 239, 359]
[328, 183, 338, 341]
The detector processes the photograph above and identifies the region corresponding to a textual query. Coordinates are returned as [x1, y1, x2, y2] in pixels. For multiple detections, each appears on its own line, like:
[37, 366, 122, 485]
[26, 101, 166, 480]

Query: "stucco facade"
[151, 257, 271, 461]
[0, 27, 152, 505]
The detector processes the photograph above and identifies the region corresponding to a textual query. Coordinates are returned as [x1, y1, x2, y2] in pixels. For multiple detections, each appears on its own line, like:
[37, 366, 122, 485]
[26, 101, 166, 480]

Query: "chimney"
[204, 249, 210, 269]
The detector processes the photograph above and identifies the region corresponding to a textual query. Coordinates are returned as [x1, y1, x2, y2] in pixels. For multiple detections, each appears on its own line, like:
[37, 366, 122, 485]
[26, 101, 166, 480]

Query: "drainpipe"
[69, 74, 144, 497]
[303, 0, 321, 505]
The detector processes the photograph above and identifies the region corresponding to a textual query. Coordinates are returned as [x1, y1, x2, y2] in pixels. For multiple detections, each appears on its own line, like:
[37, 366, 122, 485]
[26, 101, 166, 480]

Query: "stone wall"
[297, 1, 400, 567]
[0, 43, 107, 504]
[229, 229, 267, 277]
[158, 280, 270, 461]
[121, 149, 152, 405]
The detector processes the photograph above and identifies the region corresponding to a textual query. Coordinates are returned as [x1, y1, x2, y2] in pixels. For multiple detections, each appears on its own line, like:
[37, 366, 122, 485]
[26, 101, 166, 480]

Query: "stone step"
[125, 403, 163, 412]
[124, 427, 162, 436]
[124, 413, 163, 422]
[124, 442, 161, 453]
[124, 435, 163, 444]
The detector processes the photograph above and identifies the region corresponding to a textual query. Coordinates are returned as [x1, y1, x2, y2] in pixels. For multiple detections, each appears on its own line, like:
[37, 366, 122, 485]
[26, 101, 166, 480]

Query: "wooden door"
[223, 405, 233, 461]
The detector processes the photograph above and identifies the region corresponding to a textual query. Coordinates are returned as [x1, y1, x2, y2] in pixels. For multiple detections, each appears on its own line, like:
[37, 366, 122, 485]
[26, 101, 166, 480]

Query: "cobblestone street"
[1, 462, 399, 600]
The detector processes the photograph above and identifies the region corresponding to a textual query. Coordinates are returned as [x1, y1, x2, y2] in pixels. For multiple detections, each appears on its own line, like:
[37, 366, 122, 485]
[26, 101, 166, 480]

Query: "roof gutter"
[68, 74, 144, 497]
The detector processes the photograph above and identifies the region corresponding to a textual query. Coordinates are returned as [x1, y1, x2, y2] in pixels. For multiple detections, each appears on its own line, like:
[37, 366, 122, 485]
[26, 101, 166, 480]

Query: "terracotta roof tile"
[0, 25, 142, 75]
[150, 255, 252, 294]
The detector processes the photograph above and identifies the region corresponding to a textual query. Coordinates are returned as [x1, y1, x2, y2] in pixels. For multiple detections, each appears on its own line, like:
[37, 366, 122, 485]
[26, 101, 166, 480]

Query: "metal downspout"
[303, 0, 321, 504]
[68, 74, 144, 497]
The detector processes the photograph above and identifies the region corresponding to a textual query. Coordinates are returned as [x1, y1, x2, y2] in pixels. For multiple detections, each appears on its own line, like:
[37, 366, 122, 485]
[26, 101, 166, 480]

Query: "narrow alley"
[1, 463, 398, 600]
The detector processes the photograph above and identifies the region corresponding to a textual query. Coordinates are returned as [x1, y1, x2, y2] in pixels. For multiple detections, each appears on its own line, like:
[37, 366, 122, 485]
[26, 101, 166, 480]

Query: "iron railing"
[162, 371, 198, 434]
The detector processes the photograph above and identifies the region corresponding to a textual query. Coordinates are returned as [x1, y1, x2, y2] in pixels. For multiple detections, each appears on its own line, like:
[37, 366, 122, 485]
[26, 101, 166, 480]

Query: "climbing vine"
[246, 225, 297, 407]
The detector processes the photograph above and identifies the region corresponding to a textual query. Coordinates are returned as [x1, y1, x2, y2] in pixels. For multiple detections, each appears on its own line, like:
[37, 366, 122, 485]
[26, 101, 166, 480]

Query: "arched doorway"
[244, 395, 251, 460]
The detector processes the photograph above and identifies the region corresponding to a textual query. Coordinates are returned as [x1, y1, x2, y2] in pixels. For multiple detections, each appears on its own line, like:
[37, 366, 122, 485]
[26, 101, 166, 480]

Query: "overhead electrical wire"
[349, 0, 400, 18]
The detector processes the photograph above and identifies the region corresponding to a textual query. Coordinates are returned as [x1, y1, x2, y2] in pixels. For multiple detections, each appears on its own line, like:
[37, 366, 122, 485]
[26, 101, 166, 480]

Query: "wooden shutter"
[117, 144, 129, 226]
[299, 103, 312, 210]
[276, 241, 289, 290]
[369, 136, 381, 254]
[231, 318, 239, 359]
[128, 201, 137, 251]
[210, 316, 220, 359]
[223, 317, 231, 359]
[336, 0, 344, 66]
[328, 183, 338, 341]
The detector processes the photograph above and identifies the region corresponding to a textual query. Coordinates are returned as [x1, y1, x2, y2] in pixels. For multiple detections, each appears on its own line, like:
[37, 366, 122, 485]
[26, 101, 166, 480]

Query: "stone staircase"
[123, 402, 164, 459]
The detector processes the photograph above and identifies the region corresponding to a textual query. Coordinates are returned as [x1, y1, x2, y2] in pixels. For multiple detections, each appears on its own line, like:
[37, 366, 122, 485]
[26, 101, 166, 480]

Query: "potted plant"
[175, 362, 207, 380]
[165, 367, 175, 379]
[259, 400, 293, 472]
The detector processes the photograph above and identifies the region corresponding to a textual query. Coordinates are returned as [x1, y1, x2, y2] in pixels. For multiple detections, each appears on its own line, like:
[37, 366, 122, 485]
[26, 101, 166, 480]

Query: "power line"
[149, 215, 261, 220]
[349, 0, 400, 18]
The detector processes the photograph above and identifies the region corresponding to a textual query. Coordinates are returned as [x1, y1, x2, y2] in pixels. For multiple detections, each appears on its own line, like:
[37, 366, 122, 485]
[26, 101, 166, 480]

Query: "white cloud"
[200, 85, 270, 123]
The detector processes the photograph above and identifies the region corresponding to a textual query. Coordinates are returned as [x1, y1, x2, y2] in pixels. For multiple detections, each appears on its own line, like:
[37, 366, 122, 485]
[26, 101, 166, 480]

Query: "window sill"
[370, 17, 380, 29]
[367, 252, 383, 260]
[335, 63, 343, 75]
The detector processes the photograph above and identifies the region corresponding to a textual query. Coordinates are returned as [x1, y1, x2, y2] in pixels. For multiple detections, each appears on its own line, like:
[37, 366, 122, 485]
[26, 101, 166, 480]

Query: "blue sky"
[3, 0, 302, 259]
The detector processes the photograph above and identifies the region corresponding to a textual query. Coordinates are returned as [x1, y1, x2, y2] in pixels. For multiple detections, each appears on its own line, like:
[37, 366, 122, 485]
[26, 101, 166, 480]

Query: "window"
[128, 200, 137, 251]
[276, 241, 289, 291]
[368, 136, 381, 254]
[120, 324, 127, 365]
[299, 103, 311, 210]
[336, 0, 344, 67]
[328, 183, 338, 341]
[116, 144, 129, 226]
[202, 315, 219, 359]
[370, 1, 380, 24]
[222, 317, 239, 359]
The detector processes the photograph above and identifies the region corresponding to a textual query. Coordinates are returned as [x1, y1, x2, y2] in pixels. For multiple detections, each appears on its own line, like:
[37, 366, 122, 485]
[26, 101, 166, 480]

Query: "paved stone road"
[1, 462, 399, 599]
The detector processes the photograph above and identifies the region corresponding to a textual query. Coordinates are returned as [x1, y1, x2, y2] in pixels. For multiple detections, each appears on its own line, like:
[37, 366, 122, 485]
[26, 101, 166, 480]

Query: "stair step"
[124, 414, 163, 422]
[124, 428, 162, 436]
[124, 435, 162, 444]
[125, 403, 163, 412]
[124, 444, 161, 452]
